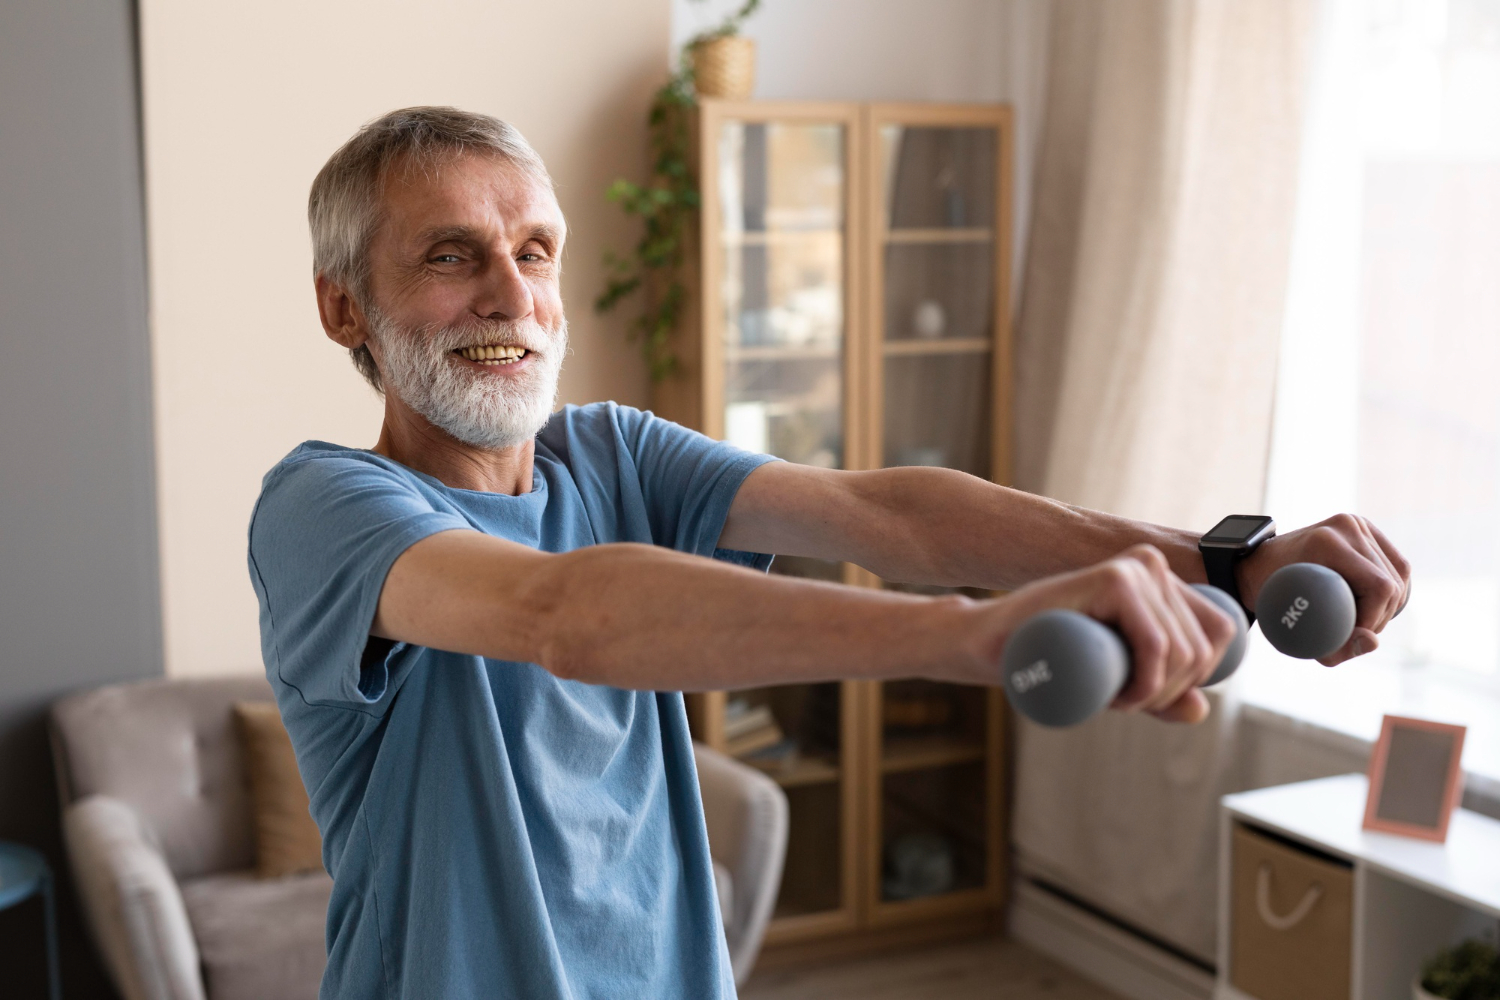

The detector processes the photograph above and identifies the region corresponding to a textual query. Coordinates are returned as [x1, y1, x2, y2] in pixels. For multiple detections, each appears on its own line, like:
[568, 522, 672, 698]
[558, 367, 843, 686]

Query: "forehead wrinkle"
[413, 224, 485, 248]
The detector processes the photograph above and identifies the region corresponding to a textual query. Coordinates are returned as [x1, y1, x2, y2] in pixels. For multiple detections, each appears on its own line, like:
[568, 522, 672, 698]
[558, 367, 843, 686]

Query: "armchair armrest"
[63, 795, 206, 1000]
[693, 742, 788, 984]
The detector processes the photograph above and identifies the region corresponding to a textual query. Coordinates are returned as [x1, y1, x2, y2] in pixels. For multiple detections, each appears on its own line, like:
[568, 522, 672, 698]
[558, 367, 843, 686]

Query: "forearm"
[835, 468, 1206, 591]
[376, 531, 989, 691]
[526, 544, 984, 690]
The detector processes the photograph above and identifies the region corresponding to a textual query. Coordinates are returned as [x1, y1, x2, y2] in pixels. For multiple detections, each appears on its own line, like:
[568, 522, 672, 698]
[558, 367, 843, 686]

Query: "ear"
[315, 274, 371, 350]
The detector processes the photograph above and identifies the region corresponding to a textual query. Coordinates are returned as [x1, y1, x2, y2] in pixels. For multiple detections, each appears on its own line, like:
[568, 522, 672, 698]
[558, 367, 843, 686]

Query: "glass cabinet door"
[715, 118, 847, 470]
[704, 107, 859, 930]
[878, 123, 999, 477]
[869, 113, 1009, 915]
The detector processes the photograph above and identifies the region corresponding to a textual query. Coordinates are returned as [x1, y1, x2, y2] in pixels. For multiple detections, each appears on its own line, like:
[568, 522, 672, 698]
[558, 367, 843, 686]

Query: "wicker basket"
[692, 35, 756, 100]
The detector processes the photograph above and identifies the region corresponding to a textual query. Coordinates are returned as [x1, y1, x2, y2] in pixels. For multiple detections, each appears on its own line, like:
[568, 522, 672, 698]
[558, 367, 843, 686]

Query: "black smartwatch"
[1198, 515, 1276, 623]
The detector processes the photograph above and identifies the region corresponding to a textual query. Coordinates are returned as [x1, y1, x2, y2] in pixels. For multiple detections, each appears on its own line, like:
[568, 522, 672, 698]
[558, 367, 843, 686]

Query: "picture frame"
[1362, 714, 1467, 843]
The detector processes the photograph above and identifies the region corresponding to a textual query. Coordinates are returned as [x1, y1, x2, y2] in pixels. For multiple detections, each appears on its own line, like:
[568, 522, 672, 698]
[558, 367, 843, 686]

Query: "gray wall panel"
[1, 0, 162, 995]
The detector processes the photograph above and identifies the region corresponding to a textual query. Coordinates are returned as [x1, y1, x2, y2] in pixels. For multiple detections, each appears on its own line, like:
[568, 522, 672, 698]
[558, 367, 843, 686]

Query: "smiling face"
[357, 151, 569, 450]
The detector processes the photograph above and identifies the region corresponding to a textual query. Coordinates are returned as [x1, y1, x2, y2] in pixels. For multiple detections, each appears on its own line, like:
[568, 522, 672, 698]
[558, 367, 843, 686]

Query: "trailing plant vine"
[595, 0, 762, 382]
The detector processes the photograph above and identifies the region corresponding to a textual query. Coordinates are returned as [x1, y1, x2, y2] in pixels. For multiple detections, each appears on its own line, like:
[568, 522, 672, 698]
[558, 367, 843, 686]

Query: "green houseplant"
[595, 0, 762, 382]
[1418, 939, 1500, 1000]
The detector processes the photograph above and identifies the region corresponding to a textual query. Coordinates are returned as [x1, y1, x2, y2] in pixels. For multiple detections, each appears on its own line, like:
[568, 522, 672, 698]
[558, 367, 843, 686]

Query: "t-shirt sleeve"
[608, 404, 779, 568]
[247, 455, 471, 709]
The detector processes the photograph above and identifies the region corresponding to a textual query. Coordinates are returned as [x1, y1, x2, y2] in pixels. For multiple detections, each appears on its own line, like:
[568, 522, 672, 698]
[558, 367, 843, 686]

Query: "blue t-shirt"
[246, 402, 776, 999]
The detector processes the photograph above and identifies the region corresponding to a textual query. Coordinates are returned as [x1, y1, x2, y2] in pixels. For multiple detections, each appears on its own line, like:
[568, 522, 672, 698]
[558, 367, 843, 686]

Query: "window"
[1261, 0, 1500, 696]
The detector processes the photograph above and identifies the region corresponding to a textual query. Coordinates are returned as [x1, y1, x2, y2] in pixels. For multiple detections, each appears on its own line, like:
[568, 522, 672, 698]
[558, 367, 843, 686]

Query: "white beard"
[367, 306, 567, 450]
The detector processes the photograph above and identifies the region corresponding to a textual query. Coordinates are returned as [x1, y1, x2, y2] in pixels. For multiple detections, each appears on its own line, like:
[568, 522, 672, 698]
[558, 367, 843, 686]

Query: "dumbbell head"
[1002, 589, 1249, 728]
[1254, 562, 1357, 660]
[1001, 610, 1129, 728]
[1191, 583, 1249, 687]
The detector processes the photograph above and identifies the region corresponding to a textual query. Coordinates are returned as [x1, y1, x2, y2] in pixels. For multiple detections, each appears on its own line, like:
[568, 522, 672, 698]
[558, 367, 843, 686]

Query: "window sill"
[1235, 638, 1500, 804]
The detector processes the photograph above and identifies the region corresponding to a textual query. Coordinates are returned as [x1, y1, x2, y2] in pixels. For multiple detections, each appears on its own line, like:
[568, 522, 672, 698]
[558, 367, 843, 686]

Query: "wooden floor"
[740, 935, 1123, 1000]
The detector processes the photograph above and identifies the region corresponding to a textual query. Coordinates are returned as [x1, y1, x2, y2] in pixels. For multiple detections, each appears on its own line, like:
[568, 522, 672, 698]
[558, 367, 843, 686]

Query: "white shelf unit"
[1217, 774, 1500, 1000]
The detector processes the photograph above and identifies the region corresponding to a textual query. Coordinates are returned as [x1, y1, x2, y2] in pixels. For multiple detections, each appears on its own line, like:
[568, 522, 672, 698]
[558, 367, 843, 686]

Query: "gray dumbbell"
[1253, 562, 1357, 660]
[1002, 584, 1249, 728]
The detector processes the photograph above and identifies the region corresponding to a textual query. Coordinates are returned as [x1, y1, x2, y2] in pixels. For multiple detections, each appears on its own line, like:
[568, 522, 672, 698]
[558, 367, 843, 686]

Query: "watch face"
[1203, 515, 1275, 545]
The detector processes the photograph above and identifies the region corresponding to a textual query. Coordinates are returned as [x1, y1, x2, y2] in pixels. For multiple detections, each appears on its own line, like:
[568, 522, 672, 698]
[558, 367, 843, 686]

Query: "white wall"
[141, 0, 670, 675]
[672, 0, 1052, 288]
[143, 0, 1047, 676]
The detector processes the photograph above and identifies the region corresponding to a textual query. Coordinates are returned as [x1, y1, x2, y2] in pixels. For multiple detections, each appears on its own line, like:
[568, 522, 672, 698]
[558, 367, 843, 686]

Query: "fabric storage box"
[1230, 823, 1353, 1000]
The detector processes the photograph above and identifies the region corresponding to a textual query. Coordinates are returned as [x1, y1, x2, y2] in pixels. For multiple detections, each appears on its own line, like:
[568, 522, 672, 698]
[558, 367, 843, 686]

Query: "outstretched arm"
[371, 530, 1237, 722]
[718, 463, 1411, 666]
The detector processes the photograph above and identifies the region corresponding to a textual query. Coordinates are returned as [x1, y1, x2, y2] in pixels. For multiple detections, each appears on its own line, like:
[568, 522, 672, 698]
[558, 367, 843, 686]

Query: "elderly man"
[249, 107, 1408, 998]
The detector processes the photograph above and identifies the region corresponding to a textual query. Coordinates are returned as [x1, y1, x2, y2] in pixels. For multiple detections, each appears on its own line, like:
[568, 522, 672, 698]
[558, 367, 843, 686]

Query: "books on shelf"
[724, 701, 774, 739]
[724, 699, 786, 758]
[727, 726, 785, 758]
[741, 739, 802, 775]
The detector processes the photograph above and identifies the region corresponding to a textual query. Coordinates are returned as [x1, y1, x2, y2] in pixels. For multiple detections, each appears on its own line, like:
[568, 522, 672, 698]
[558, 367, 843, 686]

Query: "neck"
[372, 394, 535, 495]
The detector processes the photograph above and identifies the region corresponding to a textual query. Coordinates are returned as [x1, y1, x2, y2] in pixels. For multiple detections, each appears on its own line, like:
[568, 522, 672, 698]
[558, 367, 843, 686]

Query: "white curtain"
[1011, 0, 1317, 962]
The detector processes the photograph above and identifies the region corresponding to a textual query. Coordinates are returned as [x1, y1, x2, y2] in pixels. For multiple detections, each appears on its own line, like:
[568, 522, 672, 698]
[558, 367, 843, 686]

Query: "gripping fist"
[1238, 514, 1411, 666]
[982, 545, 1240, 723]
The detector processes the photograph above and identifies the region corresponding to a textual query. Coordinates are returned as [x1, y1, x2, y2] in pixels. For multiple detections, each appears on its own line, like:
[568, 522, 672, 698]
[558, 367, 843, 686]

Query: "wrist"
[930, 593, 1002, 686]
[1158, 527, 1211, 584]
[1234, 537, 1282, 613]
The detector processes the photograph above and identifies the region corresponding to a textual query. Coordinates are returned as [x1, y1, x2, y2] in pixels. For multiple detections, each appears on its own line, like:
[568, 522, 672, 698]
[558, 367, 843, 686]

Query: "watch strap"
[1201, 546, 1253, 625]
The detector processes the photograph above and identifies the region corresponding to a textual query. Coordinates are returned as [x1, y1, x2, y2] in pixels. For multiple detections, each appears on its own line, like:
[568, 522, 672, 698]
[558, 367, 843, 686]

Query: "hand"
[1238, 514, 1411, 667]
[979, 545, 1240, 723]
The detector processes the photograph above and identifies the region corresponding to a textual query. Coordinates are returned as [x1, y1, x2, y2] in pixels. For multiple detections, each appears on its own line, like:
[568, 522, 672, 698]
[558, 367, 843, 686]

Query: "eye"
[431, 254, 462, 264]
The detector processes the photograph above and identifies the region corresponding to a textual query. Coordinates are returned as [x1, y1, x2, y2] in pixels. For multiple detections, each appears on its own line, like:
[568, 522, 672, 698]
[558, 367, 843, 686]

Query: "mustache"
[368, 308, 554, 355]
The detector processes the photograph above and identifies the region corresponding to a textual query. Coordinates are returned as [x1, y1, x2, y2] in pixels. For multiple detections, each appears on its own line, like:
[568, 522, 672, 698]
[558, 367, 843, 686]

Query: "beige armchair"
[51, 676, 788, 999]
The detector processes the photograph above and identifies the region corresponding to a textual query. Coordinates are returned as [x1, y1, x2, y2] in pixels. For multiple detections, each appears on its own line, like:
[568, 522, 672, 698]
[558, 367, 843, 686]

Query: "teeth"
[458, 345, 528, 364]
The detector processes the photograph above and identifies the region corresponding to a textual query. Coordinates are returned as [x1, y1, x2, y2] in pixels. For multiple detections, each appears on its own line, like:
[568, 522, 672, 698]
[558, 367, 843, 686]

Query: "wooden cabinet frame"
[664, 100, 1015, 952]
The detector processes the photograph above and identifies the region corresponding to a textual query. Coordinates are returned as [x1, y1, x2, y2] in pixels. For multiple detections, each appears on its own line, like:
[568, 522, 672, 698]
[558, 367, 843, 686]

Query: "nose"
[473, 252, 534, 322]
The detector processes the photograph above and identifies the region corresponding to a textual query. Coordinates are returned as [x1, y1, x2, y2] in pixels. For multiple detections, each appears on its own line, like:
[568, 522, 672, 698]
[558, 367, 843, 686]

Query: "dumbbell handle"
[1002, 584, 1248, 728]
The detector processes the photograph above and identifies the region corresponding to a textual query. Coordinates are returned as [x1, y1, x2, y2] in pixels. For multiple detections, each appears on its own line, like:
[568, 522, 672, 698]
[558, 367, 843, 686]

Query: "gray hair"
[308, 106, 553, 392]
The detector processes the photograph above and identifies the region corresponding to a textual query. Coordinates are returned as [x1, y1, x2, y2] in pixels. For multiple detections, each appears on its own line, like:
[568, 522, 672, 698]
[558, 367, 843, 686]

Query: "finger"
[1318, 625, 1378, 667]
[1117, 550, 1187, 711]
[1312, 518, 1402, 636]
[1148, 578, 1214, 712]
[1138, 550, 1218, 710]
[1351, 517, 1404, 630]
[1148, 688, 1210, 724]
[1095, 560, 1168, 713]
[1182, 582, 1239, 676]
[1115, 549, 1196, 712]
[1341, 545, 1403, 636]
[1365, 519, 1412, 617]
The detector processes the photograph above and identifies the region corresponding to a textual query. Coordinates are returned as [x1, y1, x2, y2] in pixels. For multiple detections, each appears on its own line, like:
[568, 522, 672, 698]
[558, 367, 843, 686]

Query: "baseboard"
[1008, 878, 1215, 1000]
[755, 909, 1003, 970]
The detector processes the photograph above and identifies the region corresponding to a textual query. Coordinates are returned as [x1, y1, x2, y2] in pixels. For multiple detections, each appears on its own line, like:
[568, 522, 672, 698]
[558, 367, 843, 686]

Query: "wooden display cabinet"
[658, 100, 1013, 953]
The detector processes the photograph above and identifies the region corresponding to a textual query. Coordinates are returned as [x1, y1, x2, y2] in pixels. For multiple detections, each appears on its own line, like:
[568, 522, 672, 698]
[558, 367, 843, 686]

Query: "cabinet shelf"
[882, 337, 992, 357]
[744, 752, 842, 789]
[884, 227, 993, 245]
[725, 343, 842, 363]
[881, 734, 986, 774]
[721, 229, 842, 246]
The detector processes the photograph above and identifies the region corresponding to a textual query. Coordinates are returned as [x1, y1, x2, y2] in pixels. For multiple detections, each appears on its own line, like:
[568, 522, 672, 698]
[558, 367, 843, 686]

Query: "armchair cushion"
[52, 676, 273, 879]
[180, 869, 332, 1000]
[693, 743, 789, 985]
[63, 795, 205, 1000]
[232, 701, 323, 878]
